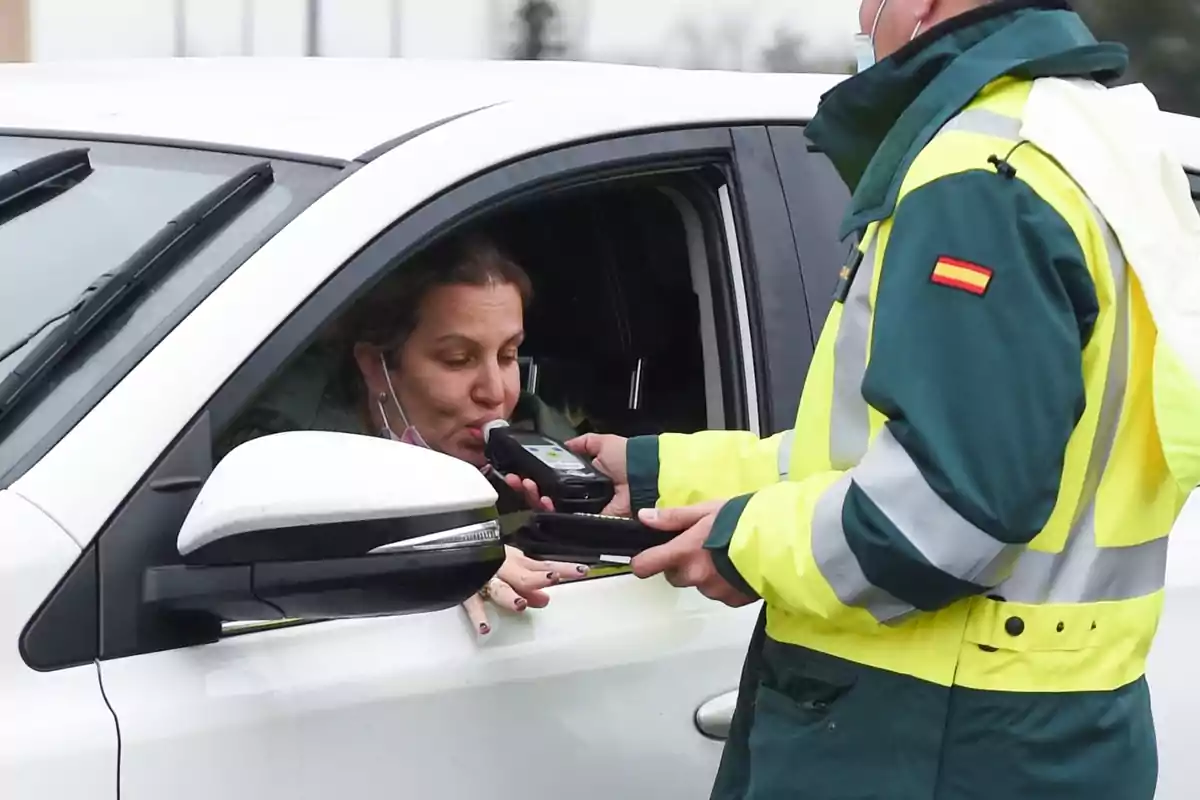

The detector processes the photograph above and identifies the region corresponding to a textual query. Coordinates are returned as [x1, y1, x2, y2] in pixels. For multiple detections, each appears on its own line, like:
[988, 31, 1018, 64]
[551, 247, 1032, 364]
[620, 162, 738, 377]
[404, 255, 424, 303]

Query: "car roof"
[0, 58, 843, 162]
[0, 58, 1197, 171]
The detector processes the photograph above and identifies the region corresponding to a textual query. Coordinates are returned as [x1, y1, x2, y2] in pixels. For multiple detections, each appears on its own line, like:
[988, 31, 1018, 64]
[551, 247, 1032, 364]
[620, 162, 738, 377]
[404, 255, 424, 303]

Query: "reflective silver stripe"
[855, 428, 1023, 587]
[999, 536, 1167, 604]
[811, 474, 915, 623]
[829, 233, 878, 469]
[936, 108, 1024, 141]
[777, 429, 795, 479]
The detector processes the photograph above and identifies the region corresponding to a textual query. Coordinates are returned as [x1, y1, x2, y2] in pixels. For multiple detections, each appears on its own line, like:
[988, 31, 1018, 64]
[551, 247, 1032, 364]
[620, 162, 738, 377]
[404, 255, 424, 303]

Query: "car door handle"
[695, 689, 739, 740]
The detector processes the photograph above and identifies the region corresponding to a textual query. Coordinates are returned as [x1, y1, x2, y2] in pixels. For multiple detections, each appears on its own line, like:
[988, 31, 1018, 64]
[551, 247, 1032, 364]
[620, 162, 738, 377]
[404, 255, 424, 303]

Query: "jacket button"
[1005, 616, 1025, 637]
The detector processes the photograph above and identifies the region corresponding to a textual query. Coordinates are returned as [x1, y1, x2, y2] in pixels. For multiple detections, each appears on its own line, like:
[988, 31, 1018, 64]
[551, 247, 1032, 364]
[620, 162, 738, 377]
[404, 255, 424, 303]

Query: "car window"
[217, 176, 734, 478]
[0, 136, 339, 485]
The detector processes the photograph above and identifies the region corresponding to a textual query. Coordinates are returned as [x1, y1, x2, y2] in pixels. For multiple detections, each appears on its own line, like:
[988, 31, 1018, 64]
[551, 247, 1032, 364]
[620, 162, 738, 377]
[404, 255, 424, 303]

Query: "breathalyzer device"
[482, 420, 615, 515]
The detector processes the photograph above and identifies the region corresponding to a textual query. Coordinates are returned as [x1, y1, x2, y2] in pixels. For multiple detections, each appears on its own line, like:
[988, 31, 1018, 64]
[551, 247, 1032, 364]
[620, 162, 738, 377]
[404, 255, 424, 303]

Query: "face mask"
[376, 353, 432, 450]
[854, 0, 925, 74]
[854, 0, 890, 73]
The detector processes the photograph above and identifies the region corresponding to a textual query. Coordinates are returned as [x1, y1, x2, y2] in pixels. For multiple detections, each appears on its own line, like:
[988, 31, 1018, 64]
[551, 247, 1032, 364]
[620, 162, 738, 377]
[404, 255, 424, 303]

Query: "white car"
[0, 58, 1196, 800]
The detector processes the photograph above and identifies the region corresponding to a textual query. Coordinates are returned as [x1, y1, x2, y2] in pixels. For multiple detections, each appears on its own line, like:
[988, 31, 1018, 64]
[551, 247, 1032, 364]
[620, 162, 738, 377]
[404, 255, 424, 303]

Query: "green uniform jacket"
[627, 2, 1185, 798]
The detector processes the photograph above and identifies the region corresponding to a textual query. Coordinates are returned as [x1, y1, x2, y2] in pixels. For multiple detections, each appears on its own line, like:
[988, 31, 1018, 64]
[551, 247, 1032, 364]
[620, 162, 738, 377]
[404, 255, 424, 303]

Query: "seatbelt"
[1020, 77, 1200, 491]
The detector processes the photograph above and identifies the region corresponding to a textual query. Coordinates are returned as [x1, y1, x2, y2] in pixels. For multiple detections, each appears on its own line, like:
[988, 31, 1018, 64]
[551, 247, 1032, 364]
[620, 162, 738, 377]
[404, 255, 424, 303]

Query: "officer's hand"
[630, 501, 756, 608]
[565, 433, 630, 517]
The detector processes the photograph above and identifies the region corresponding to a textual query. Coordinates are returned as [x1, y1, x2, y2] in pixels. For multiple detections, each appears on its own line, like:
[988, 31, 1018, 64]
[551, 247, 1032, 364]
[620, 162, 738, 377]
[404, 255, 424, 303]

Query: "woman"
[348, 232, 592, 632]
[221, 231, 591, 634]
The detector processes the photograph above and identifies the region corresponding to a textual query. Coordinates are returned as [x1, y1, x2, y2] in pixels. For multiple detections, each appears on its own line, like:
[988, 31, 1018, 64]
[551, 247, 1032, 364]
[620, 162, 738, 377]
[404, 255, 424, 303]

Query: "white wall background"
[25, 0, 857, 66]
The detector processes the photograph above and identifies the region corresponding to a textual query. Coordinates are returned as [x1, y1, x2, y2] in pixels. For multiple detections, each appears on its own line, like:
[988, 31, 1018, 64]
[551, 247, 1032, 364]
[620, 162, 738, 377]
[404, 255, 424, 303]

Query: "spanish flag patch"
[930, 256, 993, 296]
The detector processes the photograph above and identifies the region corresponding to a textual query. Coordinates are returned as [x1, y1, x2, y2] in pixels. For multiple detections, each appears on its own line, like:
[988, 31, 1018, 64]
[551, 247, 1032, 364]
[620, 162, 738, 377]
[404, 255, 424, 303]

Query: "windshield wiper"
[0, 160, 275, 424]
[0, 148, 93, 228]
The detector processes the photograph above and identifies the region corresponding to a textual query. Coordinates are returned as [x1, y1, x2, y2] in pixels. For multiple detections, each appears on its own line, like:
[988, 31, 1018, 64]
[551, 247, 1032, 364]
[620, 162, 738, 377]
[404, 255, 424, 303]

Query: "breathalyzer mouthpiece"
[481, 419, 510, 444]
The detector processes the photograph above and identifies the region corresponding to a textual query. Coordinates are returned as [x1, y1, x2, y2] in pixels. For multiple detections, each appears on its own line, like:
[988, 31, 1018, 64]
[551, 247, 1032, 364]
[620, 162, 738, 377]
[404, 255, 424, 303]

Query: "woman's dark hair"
[347, 231, 533, 359]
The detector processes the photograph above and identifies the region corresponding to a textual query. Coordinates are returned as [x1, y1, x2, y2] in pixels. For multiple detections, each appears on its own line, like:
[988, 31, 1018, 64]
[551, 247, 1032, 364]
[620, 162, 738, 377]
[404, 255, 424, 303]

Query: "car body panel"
[101, 574, 758, 800]
[0, 58, 844, 161]
[0, 489, 116, 800]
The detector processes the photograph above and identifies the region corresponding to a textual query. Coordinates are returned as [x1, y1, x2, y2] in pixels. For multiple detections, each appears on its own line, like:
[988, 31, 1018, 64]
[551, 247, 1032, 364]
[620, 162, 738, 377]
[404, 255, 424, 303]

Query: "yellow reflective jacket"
[628, 78, 1194, 697]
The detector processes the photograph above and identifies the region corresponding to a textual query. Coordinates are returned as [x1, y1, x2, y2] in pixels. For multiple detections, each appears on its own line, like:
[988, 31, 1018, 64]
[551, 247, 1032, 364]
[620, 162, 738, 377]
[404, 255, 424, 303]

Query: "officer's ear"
[910, 0, 937, 28]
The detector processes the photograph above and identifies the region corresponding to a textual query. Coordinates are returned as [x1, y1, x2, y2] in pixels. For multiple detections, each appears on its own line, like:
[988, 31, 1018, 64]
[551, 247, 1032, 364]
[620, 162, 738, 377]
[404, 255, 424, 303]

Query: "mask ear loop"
[376, 392, 399, 440]
[379, 352, 416, 431]
[376, 350, 415, 438]
[869, 0, 889, 39]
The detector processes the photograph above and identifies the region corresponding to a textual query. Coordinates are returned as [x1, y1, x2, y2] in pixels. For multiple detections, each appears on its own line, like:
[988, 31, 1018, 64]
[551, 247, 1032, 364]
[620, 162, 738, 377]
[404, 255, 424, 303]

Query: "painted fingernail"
[478, 622, 490, 635]
[576, 565, 590, 575]
[514, 598, 528, 611]
[547, 571, 559, 582]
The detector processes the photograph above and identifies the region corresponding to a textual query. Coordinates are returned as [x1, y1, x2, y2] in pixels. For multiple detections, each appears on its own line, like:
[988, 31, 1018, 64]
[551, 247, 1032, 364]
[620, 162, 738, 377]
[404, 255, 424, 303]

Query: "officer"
[567, 0, 1199, 798]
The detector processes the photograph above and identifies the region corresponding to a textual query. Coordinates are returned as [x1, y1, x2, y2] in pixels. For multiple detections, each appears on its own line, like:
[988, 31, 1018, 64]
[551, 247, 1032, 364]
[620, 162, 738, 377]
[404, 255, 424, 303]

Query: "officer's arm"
[626, 431, 790, 513]
[703, 170, 1097, 622]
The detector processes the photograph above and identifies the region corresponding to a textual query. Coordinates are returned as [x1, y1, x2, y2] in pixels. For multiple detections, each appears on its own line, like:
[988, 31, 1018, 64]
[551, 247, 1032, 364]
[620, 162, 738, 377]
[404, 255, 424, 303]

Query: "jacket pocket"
[753, 683, 843, 725]
[746, 682, 870, 799]
[743, 640, 945, 800]
[744, 648, 860, 798]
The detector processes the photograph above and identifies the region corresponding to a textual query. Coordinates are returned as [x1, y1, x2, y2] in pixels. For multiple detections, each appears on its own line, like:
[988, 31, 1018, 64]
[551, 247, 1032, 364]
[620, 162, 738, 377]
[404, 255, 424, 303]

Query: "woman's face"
[357, 281, 524, 467]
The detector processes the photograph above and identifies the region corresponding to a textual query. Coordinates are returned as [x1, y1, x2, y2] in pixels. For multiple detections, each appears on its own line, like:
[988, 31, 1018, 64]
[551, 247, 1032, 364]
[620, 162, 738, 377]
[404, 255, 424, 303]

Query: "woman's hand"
[502, 473, 554, 511]
[462, 545, 590, 635]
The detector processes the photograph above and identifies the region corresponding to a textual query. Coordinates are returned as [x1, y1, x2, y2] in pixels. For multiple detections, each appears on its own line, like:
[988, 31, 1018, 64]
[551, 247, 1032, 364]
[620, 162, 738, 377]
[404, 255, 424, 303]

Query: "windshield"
[0, 143, 237, 379]
[0, 136, 338, 485]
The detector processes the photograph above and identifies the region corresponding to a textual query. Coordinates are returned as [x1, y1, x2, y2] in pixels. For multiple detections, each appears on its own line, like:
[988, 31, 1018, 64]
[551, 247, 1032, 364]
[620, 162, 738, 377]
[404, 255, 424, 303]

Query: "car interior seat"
[489, 182, 708, 439]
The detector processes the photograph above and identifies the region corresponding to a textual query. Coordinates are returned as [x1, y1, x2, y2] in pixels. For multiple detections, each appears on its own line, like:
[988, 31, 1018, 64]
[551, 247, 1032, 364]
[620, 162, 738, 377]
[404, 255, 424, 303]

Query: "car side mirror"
[143, 431, 505, 624]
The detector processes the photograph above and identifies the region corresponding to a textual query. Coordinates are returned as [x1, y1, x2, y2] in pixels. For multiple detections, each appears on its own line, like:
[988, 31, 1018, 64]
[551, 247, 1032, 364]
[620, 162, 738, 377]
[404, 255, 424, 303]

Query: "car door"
[13, 110, 814, 800]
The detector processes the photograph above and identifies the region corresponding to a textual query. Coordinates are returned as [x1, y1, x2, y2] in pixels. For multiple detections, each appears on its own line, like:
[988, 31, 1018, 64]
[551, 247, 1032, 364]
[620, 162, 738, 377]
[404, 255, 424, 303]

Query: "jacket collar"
[805, 0, 1129, 239]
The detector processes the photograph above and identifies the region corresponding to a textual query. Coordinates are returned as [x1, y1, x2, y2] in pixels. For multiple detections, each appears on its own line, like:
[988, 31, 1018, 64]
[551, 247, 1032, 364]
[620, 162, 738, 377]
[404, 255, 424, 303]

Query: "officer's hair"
[347, 231, 534, 362]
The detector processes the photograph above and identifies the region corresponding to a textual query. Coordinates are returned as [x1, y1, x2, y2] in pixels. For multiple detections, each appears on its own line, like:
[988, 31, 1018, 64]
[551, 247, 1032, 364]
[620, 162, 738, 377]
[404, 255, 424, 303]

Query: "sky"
[576, 0, 862, 62]
[26, 0, 865, 65]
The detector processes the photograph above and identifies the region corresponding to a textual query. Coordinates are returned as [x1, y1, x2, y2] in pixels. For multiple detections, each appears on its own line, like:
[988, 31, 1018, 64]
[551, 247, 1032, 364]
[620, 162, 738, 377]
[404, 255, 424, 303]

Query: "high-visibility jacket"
[625, 3, 1196, 798]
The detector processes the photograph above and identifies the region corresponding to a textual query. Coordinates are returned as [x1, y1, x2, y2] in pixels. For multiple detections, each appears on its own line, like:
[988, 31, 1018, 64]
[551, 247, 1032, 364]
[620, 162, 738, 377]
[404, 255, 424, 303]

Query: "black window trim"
[727, 126, 816, 434]
[23, 123, 790, 669]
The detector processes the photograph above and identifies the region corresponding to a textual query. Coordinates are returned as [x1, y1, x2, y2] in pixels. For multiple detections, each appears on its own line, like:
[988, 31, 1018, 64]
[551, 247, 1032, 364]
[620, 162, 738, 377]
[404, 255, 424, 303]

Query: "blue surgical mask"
[854, 0, 891, 73]
[854, 0, 924, 74]
[853, 33, 877, 74]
